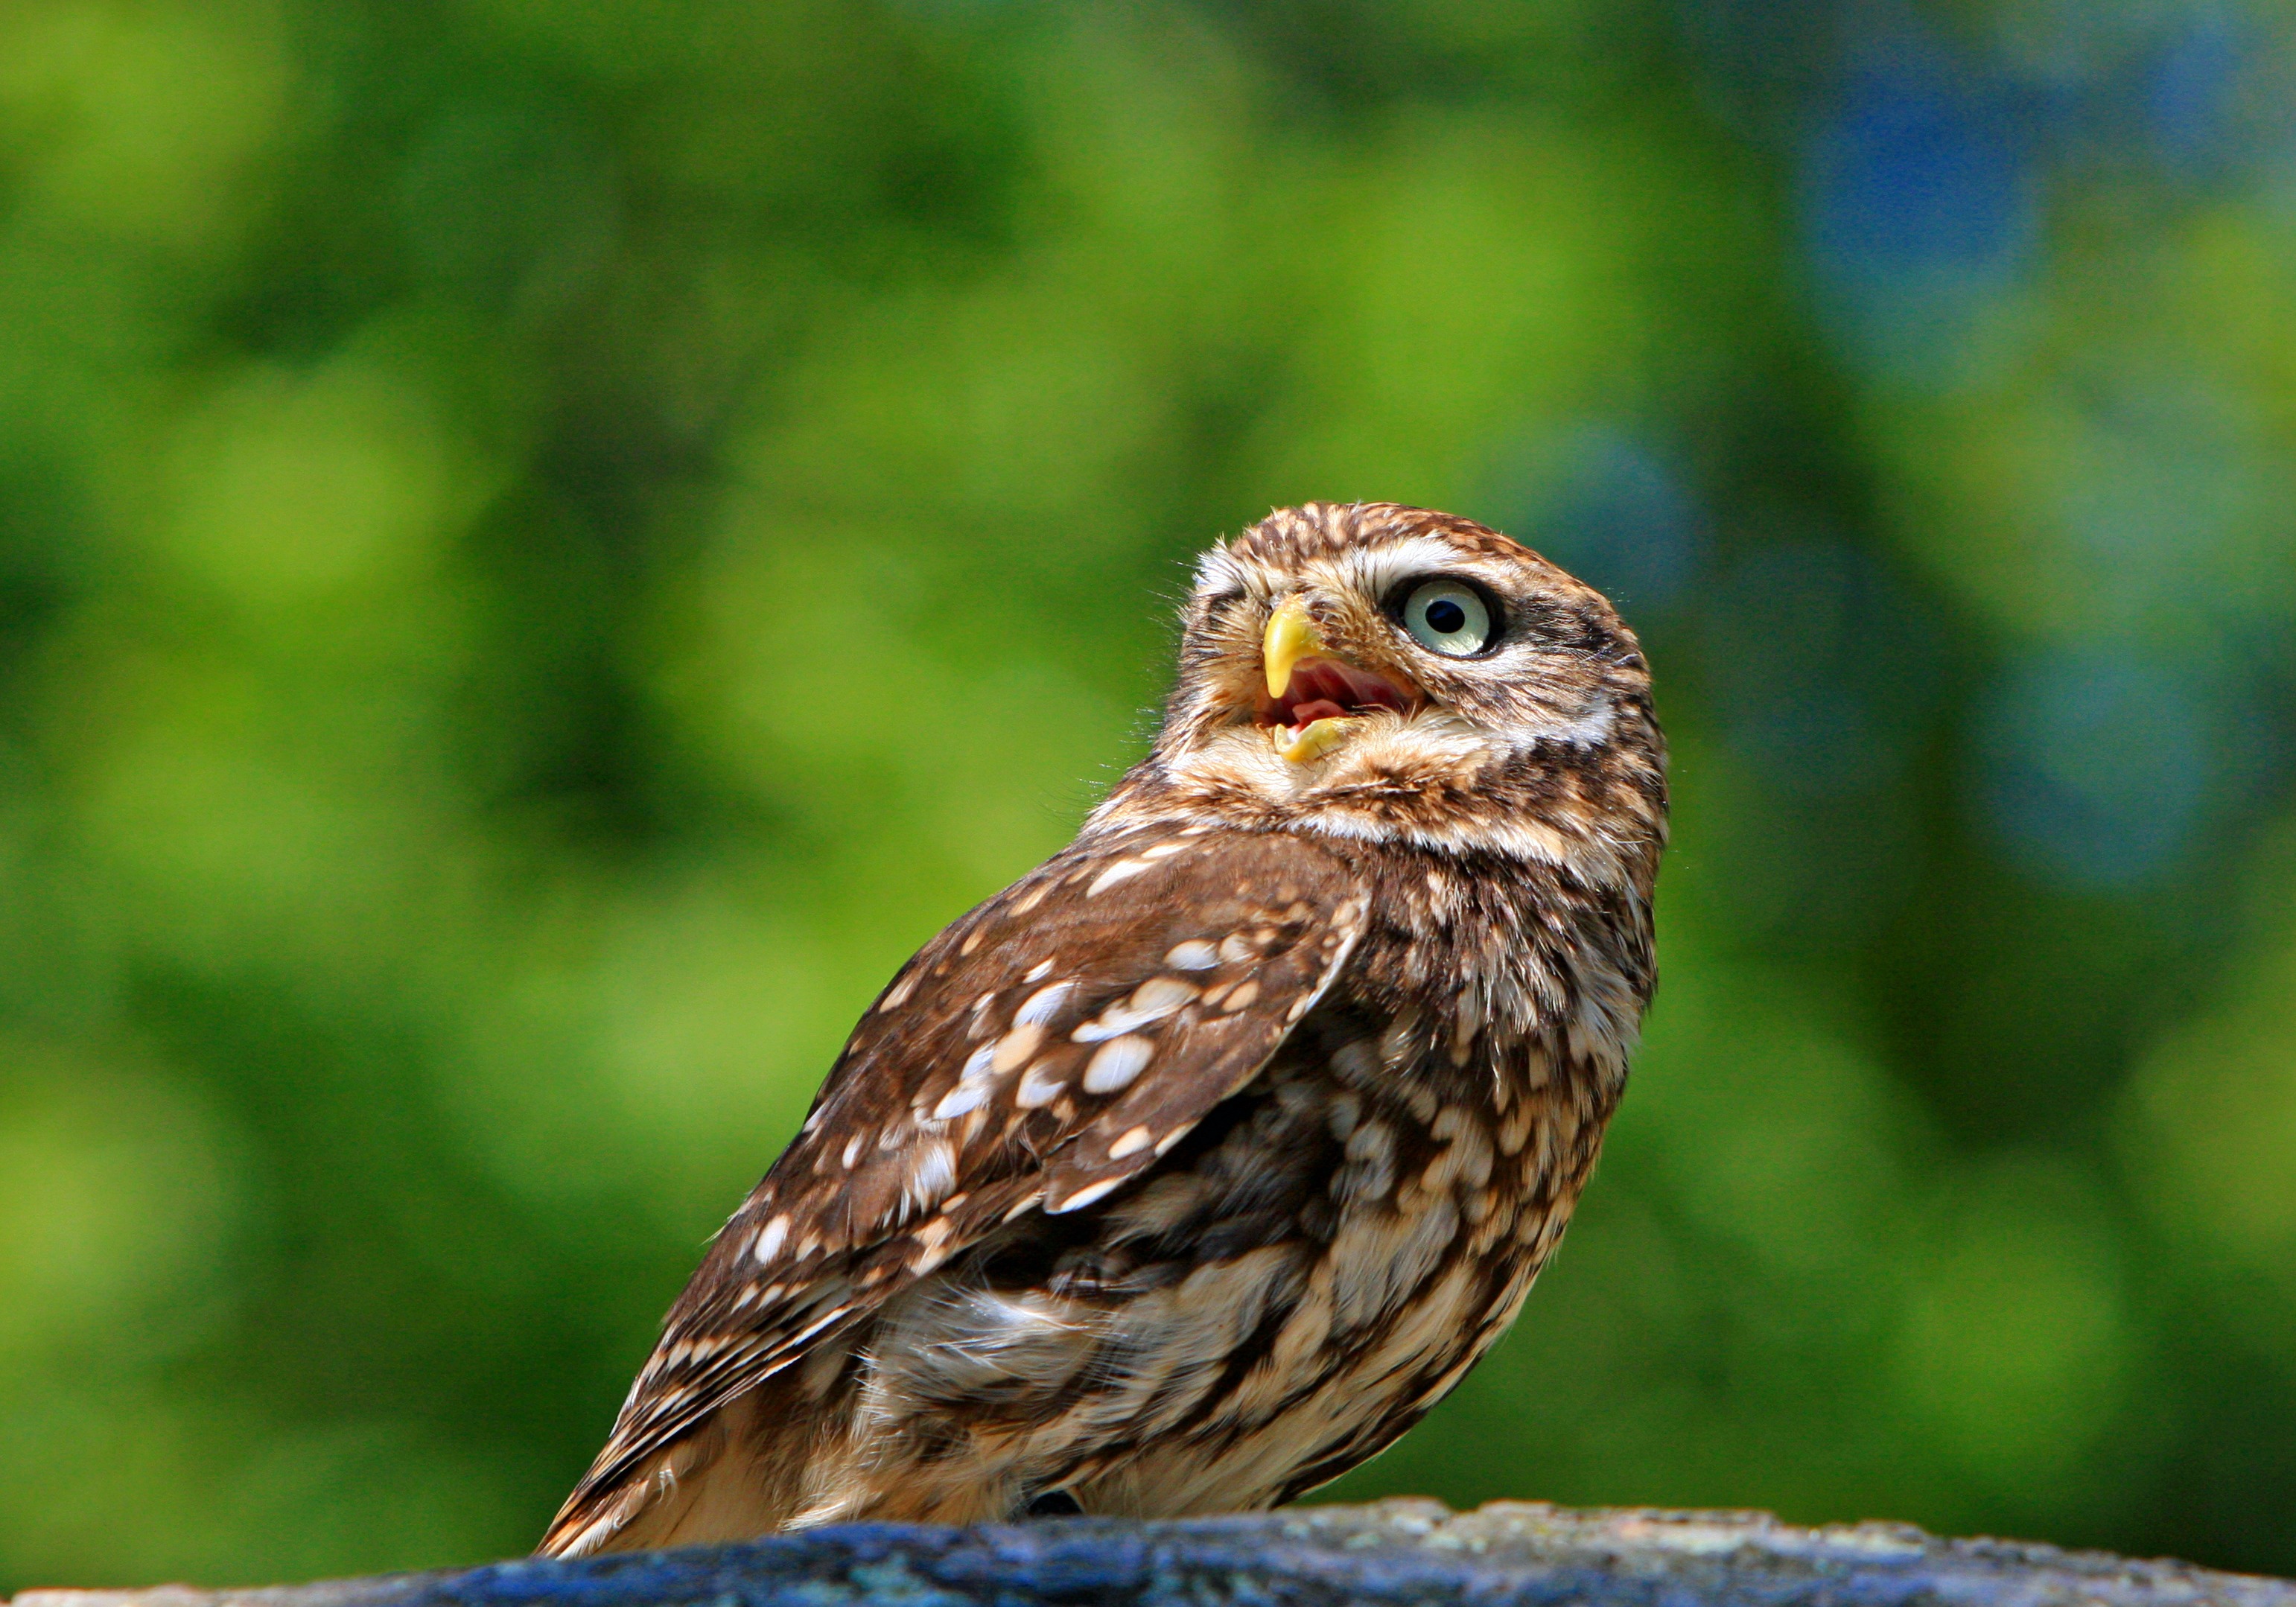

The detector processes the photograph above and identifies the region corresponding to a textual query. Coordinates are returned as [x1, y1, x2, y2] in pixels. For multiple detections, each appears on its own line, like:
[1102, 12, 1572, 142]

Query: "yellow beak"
[1263, 594, 1323, 699]
[1263, 596, 1351, 764]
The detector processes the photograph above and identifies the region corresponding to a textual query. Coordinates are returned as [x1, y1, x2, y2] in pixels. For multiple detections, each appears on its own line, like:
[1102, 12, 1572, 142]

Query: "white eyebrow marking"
[1192, 544, 1244, 594]
[1349, 534, 1507, 604]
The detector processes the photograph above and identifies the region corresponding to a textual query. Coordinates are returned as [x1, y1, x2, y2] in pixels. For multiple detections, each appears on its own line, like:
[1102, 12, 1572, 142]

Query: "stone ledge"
[13, 1500, 2295, 1607]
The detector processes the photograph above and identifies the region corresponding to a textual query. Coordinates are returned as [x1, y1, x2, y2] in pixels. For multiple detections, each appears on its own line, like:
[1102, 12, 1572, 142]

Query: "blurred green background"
[4, 0, 2296, 1588]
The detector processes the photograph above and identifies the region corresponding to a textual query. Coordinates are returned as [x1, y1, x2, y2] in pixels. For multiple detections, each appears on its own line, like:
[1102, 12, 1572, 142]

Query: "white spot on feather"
[991, 1022, 1046, 1074]
[1086, 859, 1155, 896]
[1082, 1034, 1155, 1094]
[1015, 1060, 1066, 1108]
[754, 1214, 791, 1263]
[903, 1141, 957, 1214]
[932, 1082, 988, 1120]
[1016, 981, 1075, 1025]
[1108, 1124, 1155, 1159]
[1047, 1175, 1125, 1215]
[1164, 940, 1219, 970]
[1073, 976, 1199, 1042]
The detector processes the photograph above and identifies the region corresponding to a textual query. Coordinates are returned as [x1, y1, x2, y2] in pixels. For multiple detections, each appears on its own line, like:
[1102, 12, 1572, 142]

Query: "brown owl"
[538, 501, 1667, 1556]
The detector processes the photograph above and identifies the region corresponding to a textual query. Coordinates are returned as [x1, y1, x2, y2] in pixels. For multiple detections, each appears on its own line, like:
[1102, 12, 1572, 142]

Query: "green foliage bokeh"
[4, 0, 2296, 1588]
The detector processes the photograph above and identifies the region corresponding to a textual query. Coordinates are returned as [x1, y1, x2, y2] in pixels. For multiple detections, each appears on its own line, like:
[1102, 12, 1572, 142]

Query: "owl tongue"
[1267, 658, 1419, 732]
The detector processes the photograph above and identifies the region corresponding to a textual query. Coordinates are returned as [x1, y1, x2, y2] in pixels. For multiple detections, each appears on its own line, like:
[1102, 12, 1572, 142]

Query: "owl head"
[1098, 502, 1665, 877]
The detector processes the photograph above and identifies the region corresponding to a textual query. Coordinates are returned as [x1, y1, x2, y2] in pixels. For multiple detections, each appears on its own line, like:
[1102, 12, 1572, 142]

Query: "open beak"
[1258, 595, 1420, 764]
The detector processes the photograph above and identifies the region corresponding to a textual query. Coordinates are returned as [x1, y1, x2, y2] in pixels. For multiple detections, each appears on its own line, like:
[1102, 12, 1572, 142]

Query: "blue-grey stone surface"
[14, 1501, 2295, 1607]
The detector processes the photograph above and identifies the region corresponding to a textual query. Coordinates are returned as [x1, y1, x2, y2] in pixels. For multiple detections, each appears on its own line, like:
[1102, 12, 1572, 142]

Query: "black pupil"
[1424, 597, 1468, 634]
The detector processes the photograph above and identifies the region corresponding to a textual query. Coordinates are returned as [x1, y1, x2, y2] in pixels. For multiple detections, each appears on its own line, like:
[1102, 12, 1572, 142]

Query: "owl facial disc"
[1257, 594, 1420, 763]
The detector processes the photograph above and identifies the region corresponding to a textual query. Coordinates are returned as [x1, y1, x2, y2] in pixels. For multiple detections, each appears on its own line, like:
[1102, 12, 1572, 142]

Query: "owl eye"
[1396, 578, 1496, 657]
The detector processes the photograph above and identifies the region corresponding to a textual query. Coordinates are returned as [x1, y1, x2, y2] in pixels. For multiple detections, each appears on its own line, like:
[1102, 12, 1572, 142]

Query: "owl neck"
[1084, 738, 1664, 903]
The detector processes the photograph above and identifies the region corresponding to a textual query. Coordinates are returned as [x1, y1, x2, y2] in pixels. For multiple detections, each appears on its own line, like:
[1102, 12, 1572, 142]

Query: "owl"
[538, 501, 1666, 1556]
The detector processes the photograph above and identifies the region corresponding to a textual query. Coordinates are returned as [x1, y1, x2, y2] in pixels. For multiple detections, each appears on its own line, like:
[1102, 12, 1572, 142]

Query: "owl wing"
[541, 825, 1368, 1553]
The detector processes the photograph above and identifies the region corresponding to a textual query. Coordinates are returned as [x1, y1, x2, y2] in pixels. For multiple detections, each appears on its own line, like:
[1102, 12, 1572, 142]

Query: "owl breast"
[780, 886, 1623, 1529]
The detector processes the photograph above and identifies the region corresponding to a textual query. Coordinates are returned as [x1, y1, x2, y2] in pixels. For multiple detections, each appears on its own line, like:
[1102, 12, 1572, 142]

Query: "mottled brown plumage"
[539, 502, 1666, 1556]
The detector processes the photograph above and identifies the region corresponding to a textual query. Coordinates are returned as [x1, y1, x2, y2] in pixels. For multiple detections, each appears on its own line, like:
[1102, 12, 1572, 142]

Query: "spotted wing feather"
[541, 827, 1366, 1553]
